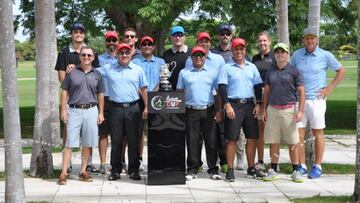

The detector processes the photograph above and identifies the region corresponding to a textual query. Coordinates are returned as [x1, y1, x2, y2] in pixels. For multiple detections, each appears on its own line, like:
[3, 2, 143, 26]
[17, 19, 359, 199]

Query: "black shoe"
[86, 164, 99, 173]
[247, 167, 266, 179]
[225, 168, 235, 182]
[66, 165, 72, 174]
[129, 171, 141, 180]
[108, 172, 121, 181]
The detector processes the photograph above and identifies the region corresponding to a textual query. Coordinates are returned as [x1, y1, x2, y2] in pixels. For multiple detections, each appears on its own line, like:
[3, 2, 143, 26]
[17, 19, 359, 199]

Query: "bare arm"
[60, 90, 69, 123]
[97, 93, 105, 124]
[317, 67, 346, 97]
[295, 86, 305, 122]
[58, 70, 66, 82]
[261, 84, 270, 122]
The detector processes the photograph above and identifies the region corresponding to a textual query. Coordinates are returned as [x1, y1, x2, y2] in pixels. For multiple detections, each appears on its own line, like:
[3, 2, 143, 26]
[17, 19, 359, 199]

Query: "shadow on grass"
[0, 106, 35, 138]
[292, 194, 355, 203]
[277, 163, 355, 174]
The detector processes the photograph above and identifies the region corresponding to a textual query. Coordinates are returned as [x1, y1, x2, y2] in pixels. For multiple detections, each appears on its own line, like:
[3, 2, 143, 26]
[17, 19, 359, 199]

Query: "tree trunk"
[0, 0, 26, 202]
[30, 0, 57, 177]
[276, 0, 289, 47]
[305, 0, 321, 167]
[308, 0, 321, 39]
[354, 0, 360, 200]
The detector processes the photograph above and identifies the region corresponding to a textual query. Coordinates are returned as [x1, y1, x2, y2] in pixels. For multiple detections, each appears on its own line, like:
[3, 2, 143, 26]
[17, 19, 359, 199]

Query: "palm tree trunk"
[353, 0, 360, 200]
[0, 0, 26, 202]
[30, 0, 57, 177]
[276, 0, 289, 46]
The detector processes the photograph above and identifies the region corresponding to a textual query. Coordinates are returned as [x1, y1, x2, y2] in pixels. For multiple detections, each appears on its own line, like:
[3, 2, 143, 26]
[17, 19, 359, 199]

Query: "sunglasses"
[220, 32, 231, 37]
[118, 51, 131, 56]
[106, 38, 117, 43]
[192, 52, 205, 58]
[172, 32, 184, 38]
[141, 43, 153, 47]
[124, 35, 136, 39]
[81, 53, 93, 58]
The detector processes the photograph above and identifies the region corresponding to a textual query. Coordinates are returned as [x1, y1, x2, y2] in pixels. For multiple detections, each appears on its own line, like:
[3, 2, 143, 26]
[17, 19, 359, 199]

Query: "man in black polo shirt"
[55, 22, 99, 173]
[162, 26, 192, 90]
[252, 31, 276, 171]
[57, 46, 104, 185]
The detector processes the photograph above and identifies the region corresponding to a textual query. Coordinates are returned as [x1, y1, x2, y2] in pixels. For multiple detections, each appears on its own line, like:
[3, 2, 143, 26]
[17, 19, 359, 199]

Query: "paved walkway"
[0, 135, 356, 203]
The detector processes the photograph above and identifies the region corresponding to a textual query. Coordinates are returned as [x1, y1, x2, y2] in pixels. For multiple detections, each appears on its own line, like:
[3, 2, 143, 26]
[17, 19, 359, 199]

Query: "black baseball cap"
[71, 22, 85, 32]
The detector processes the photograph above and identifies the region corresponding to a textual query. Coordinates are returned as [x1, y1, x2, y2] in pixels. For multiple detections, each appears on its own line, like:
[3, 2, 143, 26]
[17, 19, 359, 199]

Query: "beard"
[107, 45, 116, 52]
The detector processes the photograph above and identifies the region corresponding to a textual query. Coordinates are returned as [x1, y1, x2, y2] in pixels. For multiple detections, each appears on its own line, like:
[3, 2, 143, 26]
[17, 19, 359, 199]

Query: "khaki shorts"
[264, 106, 299, 145]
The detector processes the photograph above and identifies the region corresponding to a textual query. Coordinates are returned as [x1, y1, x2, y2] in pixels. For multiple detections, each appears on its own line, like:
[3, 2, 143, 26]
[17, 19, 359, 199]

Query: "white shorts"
[297, 99, 326, 129]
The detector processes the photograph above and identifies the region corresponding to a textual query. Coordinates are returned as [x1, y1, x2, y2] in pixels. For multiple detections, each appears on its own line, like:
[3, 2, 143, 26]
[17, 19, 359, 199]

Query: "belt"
[271, 103, 295, 109]
[186, 104, 214, 110]
[69, 103, 97, 109]
[110, 101, 137, 108]
[229, 98, 254, 104]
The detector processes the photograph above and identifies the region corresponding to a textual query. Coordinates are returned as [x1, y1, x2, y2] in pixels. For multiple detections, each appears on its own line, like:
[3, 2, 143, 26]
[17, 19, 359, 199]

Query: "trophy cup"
[159, 61, 176, 92]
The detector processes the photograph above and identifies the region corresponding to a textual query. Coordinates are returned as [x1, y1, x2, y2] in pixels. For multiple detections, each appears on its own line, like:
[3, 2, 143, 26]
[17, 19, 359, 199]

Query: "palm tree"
[276, 0, 289, 46]
[354, 0, 360, 200]
[30, 0, 57, 177]
[0, 0, 26, 201]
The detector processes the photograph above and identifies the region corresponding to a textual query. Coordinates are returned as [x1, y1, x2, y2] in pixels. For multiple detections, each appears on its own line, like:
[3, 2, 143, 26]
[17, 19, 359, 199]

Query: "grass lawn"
[292, 195, 355, 203]
[0, 60, 357, 138]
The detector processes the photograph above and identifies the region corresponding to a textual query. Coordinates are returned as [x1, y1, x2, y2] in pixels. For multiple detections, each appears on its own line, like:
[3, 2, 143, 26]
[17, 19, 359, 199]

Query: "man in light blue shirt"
[290, 28, 345, 179]
[95, 30, 119, 174]
[97, 43, 148, 181]
[218, 38, 264, 182]
[132, 36, 165, 171]
[177, 46, 222, 181]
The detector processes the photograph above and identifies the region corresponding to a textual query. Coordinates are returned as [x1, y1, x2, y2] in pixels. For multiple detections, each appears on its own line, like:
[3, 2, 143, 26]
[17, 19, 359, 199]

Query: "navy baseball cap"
[71, 22, 85, 32]
[218, 24, 233, 33]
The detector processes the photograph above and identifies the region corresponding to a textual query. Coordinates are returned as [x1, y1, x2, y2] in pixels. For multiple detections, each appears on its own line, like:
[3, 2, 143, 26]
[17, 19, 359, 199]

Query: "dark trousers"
[216, 121, 227, 165]
[110, 102, 140, 174]
[186, 106, 218, 174]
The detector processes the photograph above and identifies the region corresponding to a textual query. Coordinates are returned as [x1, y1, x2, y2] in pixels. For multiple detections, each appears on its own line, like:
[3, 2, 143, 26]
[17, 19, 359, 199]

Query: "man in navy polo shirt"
[177, 46, 222, 181]
[218, 38, 265, 182]
[261, 43, 305, 183]
[97, 43, 148, 181]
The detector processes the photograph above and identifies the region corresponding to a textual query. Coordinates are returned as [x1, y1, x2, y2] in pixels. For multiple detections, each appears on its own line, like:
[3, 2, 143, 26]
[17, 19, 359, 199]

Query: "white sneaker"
[291, 170, 304, 183]
[139, 160, 145, 171]
[236, 158, 245, 170]
[210, 173, 222, 180]
[185, 174, 197, 181]
[99, 163, 112, 174]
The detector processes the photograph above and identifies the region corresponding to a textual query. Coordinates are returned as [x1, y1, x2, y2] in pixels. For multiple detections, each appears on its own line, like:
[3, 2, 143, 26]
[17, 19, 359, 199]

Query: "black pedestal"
[147, 91, 185, 185]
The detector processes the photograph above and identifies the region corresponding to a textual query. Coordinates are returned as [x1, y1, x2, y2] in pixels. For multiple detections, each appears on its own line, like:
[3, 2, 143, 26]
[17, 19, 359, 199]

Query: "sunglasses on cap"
[81, 53, 93, 58]
[141, 42, 153, 47]
[172, 32, 184, 37]
[220, 32, 231, 37]
[118, 51, 131, 56]
[192, 52, 205, 58]
[124, 35, 136, 39]
[106, 38, 117, 43]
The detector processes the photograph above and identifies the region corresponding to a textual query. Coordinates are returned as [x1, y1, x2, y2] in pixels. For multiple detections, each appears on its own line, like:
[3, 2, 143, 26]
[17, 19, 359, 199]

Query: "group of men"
[55, 22, 345, 185]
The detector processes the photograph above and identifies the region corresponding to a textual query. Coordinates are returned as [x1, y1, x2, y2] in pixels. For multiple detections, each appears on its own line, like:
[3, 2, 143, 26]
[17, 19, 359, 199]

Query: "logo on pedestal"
[151, 95, 164, 110]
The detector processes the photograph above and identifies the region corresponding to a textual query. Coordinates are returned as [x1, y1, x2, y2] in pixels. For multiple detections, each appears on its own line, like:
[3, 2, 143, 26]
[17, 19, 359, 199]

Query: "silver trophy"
[159, 61, 176, 91]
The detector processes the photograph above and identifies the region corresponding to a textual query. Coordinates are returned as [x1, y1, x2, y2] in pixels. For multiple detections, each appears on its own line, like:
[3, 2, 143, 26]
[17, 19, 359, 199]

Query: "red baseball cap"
[140, 36, 154, 44]
[116, 43, 131, 52]
[105, 31, 119, 40]
[191, 46, 207, 55]
[231, 38, 246, 49]
[197, 32, 211, 41]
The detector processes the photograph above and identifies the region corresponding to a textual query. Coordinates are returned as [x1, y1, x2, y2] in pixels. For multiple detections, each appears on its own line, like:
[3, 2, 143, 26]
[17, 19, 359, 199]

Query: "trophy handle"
[169, 61, 177, 76]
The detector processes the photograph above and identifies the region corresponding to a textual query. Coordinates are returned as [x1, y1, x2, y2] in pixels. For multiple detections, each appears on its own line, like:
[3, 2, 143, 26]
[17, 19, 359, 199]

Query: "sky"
[13, 0, 28, 42]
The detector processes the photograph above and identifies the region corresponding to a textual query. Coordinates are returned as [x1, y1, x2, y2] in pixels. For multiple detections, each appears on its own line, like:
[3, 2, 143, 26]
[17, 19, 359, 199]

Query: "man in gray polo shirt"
[261, 43, 305, 183]
[57, 46, 104, 185]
